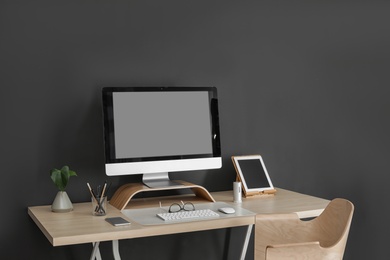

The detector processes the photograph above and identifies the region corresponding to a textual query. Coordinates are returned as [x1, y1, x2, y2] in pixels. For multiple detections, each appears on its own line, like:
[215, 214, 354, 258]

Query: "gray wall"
[1, 1, 389, 259]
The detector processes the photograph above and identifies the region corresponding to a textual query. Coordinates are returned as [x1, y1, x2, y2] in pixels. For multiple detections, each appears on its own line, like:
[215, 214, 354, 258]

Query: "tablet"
[231, 155, 275, 196]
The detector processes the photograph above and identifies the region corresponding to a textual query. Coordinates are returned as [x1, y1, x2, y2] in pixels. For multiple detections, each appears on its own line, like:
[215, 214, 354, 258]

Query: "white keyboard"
[157, 209, 220, 221]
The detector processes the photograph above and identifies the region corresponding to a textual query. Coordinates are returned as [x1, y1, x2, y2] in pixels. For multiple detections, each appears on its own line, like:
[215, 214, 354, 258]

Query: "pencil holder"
[92, 196, 107, 216]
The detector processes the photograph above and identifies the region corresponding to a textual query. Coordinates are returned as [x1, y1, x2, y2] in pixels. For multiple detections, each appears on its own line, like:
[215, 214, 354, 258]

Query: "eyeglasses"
[167, 201, 195, 213]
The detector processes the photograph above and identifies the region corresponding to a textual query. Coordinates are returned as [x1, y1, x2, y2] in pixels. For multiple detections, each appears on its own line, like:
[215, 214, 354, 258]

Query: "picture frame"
[231, 155, 276, 197]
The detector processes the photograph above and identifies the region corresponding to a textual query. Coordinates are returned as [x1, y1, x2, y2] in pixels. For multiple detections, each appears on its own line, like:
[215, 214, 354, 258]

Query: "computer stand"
[109, 180, 216, 210]
[142, 172, 185, 189]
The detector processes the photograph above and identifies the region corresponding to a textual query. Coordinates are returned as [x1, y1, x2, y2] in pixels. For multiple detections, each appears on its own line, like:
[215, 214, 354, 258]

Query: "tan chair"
[255, 198, 354, 260]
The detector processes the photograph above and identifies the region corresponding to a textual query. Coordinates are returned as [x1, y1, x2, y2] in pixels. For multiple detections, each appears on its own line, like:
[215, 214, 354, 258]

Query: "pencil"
[87, 183, 98, 202]
[99, 181, 107, 204]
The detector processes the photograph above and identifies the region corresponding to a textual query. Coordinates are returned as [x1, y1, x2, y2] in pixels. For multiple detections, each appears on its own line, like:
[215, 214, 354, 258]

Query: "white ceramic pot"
[51, 191, 73, 213]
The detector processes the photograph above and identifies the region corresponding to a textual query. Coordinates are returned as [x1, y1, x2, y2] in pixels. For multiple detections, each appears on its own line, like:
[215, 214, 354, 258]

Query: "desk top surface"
[28, 188, 329, 247]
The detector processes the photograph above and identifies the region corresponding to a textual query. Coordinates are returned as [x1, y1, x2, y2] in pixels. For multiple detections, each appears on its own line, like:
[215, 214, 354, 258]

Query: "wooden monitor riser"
[109, 180, 215, 210]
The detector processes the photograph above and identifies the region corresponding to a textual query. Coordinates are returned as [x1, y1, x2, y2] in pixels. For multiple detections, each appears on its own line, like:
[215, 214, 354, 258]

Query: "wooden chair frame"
[255, 198, 354, 260]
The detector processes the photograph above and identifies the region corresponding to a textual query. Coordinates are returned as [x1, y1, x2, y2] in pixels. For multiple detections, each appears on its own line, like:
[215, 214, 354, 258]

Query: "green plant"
[50, 165, 77, 191]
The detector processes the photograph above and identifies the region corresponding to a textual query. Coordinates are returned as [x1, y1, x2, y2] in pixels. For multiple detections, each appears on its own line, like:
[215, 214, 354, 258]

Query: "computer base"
[109, 180, 215, 210]
[142, 172, 184, 189]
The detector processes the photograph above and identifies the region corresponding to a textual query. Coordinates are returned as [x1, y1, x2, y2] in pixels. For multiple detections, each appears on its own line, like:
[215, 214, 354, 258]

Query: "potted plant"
[50, 165, 77, 212]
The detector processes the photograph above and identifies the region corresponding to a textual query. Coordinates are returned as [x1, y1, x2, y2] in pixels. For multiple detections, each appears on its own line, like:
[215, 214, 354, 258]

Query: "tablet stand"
[109, 180, 215, 210]
[243, 188, 277, 198]
[235, 176, 277, 198]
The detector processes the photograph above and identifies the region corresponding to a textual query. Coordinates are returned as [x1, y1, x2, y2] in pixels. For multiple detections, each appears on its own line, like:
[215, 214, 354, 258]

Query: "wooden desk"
[28, 188, 329, 259]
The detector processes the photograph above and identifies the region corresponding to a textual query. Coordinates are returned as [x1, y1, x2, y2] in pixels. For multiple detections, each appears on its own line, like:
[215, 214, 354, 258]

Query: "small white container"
[233, 181, 242, 203]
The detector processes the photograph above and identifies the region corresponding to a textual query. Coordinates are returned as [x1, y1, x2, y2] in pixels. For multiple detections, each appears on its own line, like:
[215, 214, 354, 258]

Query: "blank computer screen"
[112, 91, 213, 159]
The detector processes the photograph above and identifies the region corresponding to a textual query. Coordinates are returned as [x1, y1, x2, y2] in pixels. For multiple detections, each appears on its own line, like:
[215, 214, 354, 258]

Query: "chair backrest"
[310, 198, 354, 254]
[255, 198, 354, 260]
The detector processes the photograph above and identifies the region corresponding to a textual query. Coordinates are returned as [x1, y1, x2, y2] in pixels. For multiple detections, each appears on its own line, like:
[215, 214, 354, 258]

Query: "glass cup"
[92, 196, 107, 216]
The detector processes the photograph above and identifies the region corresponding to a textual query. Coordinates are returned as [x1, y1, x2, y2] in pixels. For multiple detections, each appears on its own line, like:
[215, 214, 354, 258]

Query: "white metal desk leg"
[240, 224, 253, 260]
[112, 240, 121, 260]
[91, 242, 102, 260]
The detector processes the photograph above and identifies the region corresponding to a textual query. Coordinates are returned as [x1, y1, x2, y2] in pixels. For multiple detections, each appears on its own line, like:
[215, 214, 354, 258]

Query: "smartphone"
[105, 217, 131, 226]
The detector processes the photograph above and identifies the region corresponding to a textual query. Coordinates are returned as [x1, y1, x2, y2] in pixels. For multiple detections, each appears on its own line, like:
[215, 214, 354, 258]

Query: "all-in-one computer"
[102, 86, 222, 189]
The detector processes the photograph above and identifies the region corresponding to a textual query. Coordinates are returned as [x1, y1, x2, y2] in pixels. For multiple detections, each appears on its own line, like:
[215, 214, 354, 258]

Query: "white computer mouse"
[218, 207, 235, 214]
